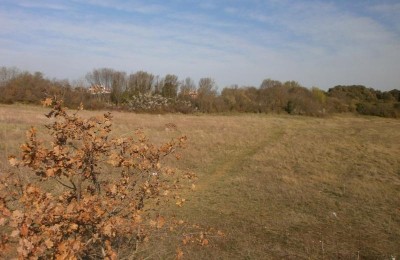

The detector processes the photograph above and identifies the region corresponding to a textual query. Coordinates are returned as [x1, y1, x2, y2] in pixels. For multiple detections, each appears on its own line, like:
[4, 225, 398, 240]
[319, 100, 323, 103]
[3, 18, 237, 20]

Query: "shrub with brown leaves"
[0, 98, 196, 259]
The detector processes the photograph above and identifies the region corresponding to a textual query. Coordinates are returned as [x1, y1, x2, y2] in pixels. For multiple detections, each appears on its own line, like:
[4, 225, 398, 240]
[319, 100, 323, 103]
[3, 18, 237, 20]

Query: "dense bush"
[356, 102, 400, 118]
[0, 70, 96, 109]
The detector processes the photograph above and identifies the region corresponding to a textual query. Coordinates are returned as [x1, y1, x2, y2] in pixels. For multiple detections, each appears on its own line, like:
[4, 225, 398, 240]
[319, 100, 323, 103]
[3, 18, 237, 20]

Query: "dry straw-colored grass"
[1, 104, 399, 259]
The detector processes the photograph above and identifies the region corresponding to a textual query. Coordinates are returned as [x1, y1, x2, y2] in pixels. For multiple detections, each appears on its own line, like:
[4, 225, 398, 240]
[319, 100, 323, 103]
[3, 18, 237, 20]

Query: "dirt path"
[195, 127, 285, 191]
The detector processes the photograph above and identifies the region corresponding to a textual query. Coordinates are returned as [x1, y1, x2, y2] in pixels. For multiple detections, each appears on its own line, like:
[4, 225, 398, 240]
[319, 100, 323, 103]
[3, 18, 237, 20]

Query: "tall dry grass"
[1, 104, 399, 259]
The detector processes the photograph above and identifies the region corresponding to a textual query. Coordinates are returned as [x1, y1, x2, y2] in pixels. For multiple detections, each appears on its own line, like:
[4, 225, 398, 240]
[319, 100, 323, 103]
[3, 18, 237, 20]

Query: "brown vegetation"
[1, 104, 399, 258]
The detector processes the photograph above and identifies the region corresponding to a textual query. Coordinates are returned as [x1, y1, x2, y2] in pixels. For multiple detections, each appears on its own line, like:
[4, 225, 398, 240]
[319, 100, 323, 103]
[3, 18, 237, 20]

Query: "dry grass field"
[1, 104, 399, 259]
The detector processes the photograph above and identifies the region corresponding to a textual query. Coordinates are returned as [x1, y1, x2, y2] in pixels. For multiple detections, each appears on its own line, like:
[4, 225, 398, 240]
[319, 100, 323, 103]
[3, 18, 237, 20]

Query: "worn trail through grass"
[176, 116, 400, 259]
[196, 127, 284, 191]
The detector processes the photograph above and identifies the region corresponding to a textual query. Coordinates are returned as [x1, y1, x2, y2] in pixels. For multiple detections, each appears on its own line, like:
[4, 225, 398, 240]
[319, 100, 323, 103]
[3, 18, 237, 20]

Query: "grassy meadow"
[1, 104, 399, 259]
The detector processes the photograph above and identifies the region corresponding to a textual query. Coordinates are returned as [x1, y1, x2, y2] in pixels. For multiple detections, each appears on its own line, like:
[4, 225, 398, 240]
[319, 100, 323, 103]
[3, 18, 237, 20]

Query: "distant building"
[88, 84, 111, 95]
[188, 90, 198, 99]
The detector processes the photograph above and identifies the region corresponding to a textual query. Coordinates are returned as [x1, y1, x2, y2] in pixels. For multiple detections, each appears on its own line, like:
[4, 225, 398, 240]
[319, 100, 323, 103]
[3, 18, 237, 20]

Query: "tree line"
[1, 66, 399, 117]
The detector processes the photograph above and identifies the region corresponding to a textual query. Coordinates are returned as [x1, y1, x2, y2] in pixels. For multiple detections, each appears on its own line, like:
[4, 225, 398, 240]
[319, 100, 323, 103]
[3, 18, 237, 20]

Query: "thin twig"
[54, 177, 75, 190]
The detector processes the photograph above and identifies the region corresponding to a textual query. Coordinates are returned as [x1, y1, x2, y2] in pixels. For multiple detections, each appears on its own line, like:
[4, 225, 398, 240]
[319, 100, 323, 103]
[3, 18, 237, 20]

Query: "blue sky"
[0, 0, 399, 90]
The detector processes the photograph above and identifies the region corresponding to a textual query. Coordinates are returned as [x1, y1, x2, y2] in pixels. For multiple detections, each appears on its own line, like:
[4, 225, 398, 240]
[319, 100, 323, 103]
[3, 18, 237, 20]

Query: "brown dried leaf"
[109, 184, 117, 195]
[103, 223, 113, 237]
[2, 207, 11, 217]
[10, 230, 19, 237]
[57, 242, 67, 253]
[176, 198, 186, 207]
[8, 156, 18, 167]
[46, 168, 55, 177]
[72, 240, 81, 251]
[44, 239, 54, 249]
[176, 247, 184, 260]
[105, 240, 117, 260]
[41, 98, 53, 107]
[20, 223, 29, 237]
[66, 203, 76, 214]
[11, 210, 24, 222]
[53, 145, 61, 156]
[149, 220, 157, 228]
[157, 216, 165, 229]
[182, 236, 190, 245]
[26, 185, 38, 194]
[20, 143, 31, 152]
[69, 223, 78, 231]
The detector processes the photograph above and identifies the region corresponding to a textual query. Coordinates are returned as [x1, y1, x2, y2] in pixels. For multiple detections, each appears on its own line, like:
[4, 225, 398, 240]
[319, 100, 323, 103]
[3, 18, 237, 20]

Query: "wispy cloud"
[0, 0, 399, 90]
[368, 2, 400, 15]
[198, 2, 218, 10]
[14, 0, 71, 10]
[73, 0, 167, 15]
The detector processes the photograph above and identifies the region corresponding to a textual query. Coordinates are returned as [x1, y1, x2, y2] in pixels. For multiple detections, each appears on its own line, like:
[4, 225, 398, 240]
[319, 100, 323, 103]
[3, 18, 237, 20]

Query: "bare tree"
[111, 71, 127, 106]
[161, 74, 179, 98]
[85, 68, 115, 90]
[198, 77, 216, 97]
[0, 66, 20, 86]
[260, 78, 282, 89]
[127, 71, 154, 95]
[179, 77, 196, 97]
[197, 78, 217, 112]
[153, 75, 164, 95]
